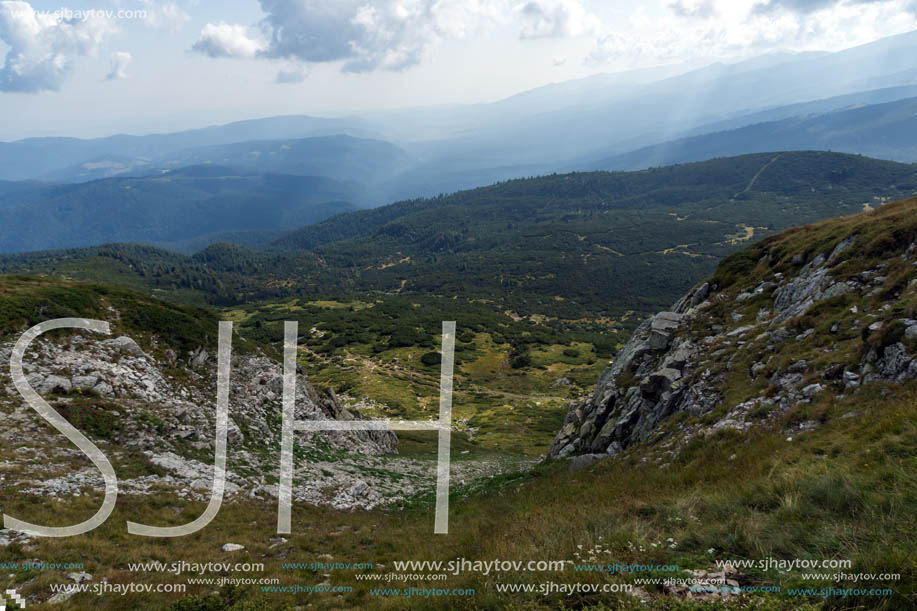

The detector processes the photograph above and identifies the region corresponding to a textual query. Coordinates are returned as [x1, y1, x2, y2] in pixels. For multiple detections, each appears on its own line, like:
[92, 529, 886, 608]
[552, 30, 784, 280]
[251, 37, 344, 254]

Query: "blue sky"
[1, 0, 916, 139]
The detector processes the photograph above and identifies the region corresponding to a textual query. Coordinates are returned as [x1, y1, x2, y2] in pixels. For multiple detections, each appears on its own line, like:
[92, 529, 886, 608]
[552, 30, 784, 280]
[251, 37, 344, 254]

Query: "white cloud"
[587, 0, 917, 66]
[0, 0, 115, 92]
[670, 0, 717, 18]
[106, 50, 131, 80]
[191, 22, 264, 59]
[516, 0, 600, 38]
[190, 0, 506, 73]
[139, 0, 191, 31]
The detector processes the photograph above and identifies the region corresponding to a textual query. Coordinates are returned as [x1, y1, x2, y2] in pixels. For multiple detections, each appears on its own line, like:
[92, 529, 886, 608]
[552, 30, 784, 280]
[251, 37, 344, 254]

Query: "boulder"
[105, 336, 146, 357]
[37, 374, 72, 394]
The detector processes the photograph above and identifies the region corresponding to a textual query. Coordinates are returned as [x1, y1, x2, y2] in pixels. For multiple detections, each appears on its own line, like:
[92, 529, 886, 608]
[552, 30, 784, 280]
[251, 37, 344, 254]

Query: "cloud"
[139, 0, 191, 31]
[106, 50, 131, 80]
[0, 0, 115, 92]
[670, 0, 717, 18]
[586, 0, 917, 67]
[192, 0, 505, 73]
[552, 55, 567, 66]
[515, 0, 600, 38]
[752, 0, 885, 15]
[191, 22, 264, 59]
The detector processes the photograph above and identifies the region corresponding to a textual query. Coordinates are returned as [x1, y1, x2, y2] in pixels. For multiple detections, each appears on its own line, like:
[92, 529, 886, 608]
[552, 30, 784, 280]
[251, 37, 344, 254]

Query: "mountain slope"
[153, 135, 414, 185]
[0, 115, 377, 182]
[551, 195, 917, 459]
[3, 152, 917, 322]
[589, 96, 917, 171]
[0, 168, 362, 254]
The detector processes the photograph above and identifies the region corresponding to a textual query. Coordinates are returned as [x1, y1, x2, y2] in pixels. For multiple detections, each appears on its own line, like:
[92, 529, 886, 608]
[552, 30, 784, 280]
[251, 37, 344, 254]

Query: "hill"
[0, 168, 362, 254]
[0, 116, 376, 182]
[153, 135, 414, 185]
[3, 152, 917, 324]
[589, 97, 917, 171]
[1, 201, 914, 609]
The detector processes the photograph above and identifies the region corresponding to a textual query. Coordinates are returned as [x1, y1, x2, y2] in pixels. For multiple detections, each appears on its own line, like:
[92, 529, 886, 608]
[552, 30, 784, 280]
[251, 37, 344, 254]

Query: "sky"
[1, 0, 916, 139]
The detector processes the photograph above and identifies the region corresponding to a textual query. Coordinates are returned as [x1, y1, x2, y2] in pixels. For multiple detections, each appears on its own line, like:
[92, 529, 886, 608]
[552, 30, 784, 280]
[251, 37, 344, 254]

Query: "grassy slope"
[4, 380, 912, 610]
[3, 199, 915, 610]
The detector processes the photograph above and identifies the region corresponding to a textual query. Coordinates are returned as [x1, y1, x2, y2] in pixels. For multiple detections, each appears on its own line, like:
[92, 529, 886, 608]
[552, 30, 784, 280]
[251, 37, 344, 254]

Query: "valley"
[1, 194, 915, 610]
[3, 23, 917, 609]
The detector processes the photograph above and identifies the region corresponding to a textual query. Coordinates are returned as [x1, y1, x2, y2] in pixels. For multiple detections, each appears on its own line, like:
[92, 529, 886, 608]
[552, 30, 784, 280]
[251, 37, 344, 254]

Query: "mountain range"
[0, 31, 917, 254]
[3, 151, 915, 325]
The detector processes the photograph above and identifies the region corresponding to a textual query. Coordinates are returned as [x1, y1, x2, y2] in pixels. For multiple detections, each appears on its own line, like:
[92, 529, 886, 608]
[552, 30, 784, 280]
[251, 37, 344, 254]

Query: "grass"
[3, 381, 913, 610]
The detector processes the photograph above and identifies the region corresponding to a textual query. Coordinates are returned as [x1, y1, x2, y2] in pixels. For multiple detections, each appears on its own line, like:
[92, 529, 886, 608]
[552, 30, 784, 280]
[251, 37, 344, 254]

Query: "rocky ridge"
[0, 322, 520, 514]
[550, 198, 917, 460]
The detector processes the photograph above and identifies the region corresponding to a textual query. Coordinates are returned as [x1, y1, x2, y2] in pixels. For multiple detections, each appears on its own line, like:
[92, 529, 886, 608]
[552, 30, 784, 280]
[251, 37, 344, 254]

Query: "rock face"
[550, 224, 917, 460]
[0, 320, 527, 511]
[0, 329, 401, 510]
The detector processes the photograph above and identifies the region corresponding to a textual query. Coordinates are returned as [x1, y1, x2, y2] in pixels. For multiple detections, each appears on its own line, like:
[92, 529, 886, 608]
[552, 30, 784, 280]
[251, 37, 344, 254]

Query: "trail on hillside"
[735, 153, 782, 198]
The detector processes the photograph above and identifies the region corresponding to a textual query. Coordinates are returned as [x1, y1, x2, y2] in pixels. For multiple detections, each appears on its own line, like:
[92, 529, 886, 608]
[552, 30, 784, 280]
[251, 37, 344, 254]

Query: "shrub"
[420, 352, 442, 366]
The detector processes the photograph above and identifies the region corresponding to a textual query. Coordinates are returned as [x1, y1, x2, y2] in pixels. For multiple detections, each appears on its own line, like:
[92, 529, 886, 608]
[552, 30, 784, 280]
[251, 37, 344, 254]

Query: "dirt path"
[734, 153, 781, 198]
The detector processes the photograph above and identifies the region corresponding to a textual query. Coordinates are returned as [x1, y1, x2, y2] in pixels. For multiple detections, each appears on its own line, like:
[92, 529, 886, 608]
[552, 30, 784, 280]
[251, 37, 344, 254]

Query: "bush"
[420, 351, 442, 366]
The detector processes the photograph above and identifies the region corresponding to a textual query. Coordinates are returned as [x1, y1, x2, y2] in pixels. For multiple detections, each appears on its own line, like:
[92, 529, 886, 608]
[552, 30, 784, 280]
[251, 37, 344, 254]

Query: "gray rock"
[843, 371, 861, 388]
[691, 282, 710, 306]
[105, 336, 146, 357]
[877, 343, 911, 380]
[72, 375, 99, 390]
[68, 572, 93, 583]
[905, 324, 917, 341]
[802, 383, 823, 398]
[190, 347, 209, 368]
[37, 374, 72, 394]
[568, 454, 603, 471]
[726, 325, 755, 338]
[648, 312, 683, 350]
[827, 236, 857, 264]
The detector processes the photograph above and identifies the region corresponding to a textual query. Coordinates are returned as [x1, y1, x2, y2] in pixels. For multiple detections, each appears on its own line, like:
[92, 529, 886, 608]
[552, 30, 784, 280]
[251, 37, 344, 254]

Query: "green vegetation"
[3, 152, 915, 324]
[0, 275, 223, 357]
[229, 294, 617, 454]
[3, 381, 912, 610]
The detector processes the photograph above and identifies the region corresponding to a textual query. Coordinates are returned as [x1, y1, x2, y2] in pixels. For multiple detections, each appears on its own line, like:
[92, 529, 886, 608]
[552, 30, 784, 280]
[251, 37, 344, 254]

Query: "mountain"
[399, 31, 917, 173]
[1, 204, 914, 610]
[587, 96, 917, 171]
[0, 116, 378, 182]
[0, 167, 363, 254]
[3, 152, 916, 324]
[152, 135, 414, 185]
[551, 194, 917, 459]
[5, 31, 917, 197]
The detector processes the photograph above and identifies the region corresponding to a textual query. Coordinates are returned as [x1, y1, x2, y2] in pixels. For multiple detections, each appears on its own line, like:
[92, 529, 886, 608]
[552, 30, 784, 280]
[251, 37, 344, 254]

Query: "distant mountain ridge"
[0, 167, 362, 254]
[587, 96, 917, 171]
[4, 31, 917, 204]
[3, 152, 915, 324]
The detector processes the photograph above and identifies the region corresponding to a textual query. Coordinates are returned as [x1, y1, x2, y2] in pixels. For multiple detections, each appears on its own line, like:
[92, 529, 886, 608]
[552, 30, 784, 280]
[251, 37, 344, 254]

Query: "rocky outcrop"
[0, 330, 403, 510]
[551, 224, 917, 460]
[0, 325, 528, 511]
